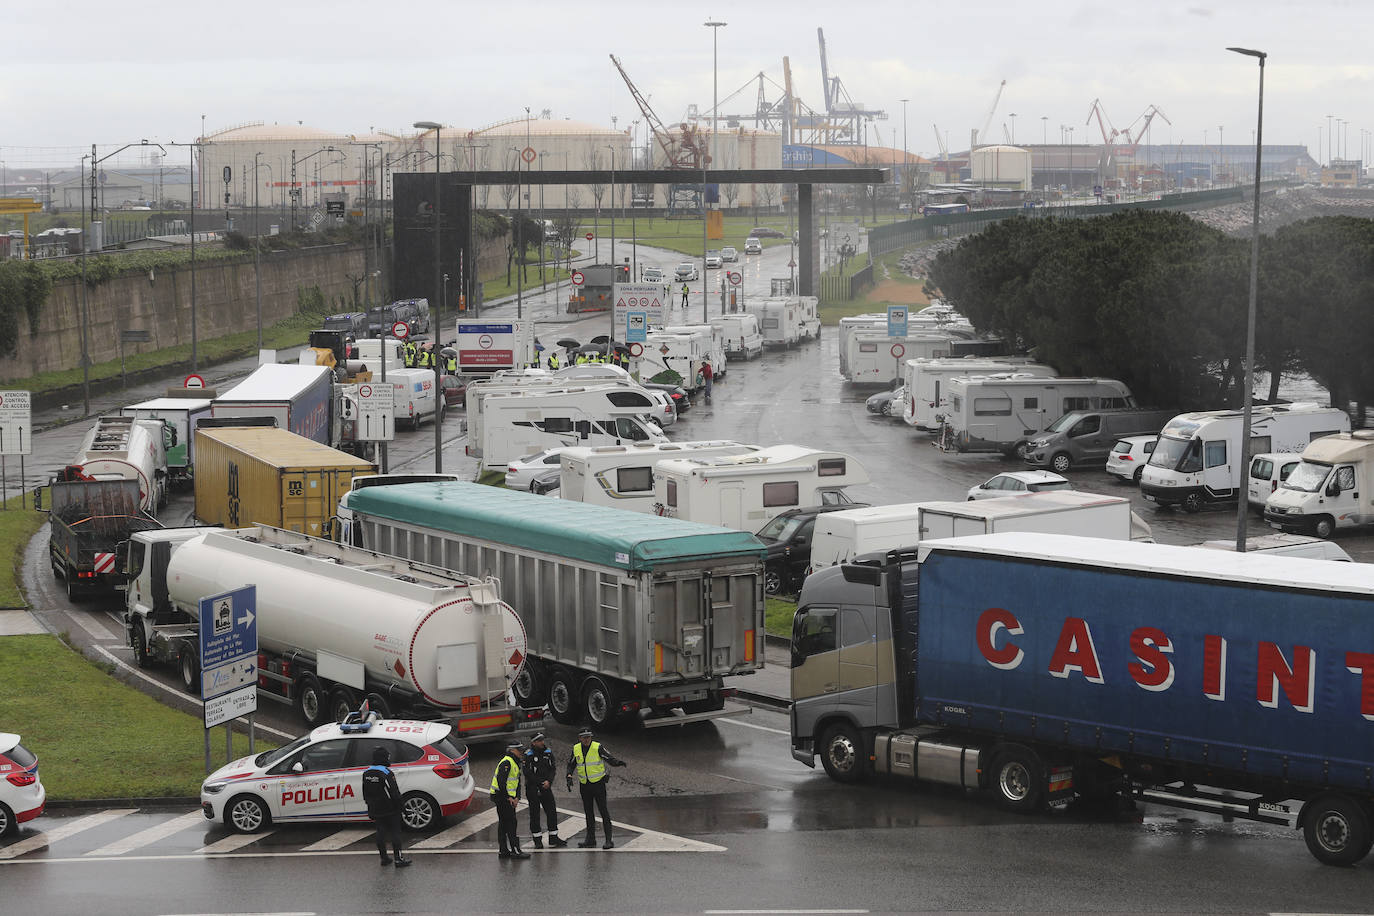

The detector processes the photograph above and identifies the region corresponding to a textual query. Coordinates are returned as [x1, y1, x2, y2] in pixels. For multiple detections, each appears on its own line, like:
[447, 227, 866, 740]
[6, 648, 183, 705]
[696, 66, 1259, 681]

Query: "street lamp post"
[1228, 45, 1267, 552]
[254, 151, 263, 349]
[704, 19, 727, 324]
[413, 121, 445, 473]
[607, 144, 616, 345]
[900, 98, 909, 217]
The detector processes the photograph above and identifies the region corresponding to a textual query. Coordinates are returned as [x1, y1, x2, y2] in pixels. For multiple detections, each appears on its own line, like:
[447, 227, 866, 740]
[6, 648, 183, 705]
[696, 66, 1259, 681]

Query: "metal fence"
[819, 260, 875, 303]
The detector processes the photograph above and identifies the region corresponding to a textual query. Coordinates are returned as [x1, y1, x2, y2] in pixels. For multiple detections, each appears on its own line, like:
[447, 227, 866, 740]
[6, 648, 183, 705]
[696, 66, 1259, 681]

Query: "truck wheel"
[179, 650, 199, 694]
[225, 794, 270, 834]
[1314, 515, 1336, 540]
[819, 723, 867, 783]
[65, 572, 80, 603]
[990, 746, 1045, 813]
[582, 677, 619, 728]
[132, 627, 151, 669]
[764, 564, 785, 596]
[513, 664, 548, 707]
[296, 674, 326, 727]
[400, 792, 439, 832]
[1181, 492, 1204, 514]
[1302, 794, 1373, 866]
[548, 668, 579, 725]
[327, 686, 357, 723]
[1050, 452, 1073, 473]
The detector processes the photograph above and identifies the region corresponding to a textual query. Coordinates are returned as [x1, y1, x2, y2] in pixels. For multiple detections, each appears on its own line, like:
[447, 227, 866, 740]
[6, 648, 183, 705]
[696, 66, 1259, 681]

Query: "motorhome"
[559, 441, 760, 511]
[902, 358, 1055, 430]
[745, 300, 802, 349]
[652, 445, 869, 530]
[838, 306, 973, 377]
[794, 296, 821, 341]
[473, 386, 668, 470]
[464, 371, 643, 453]
[708, 314, 763, 360]
[641, 328, 709, 391]
[1140, 403, 1349, 513]
[943, 375, 1135, 454]
[1263, 430, 1374, 538]
[842, 330, 980, 385]
[662, 324, 727, 379]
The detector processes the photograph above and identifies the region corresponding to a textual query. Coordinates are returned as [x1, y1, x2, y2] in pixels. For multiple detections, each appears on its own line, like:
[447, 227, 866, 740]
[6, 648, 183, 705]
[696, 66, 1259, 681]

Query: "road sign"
[727, 271, 742, 286]
[522, 147, 537, 164]
[0, 390, 31, 456]
[628, 342, 644, 358]
[354, 382, 395, 442]
[184, 374, 205, 389]
[199, 585, 258, 728]
[890, 343, 906, 359]
[613, 283, 666, 328]
[585, 232, 594, 241]
[625, 311, 648, 343]
[570, 270, 585, 286]
[391, 321, 410, 340]
[887, 305, 909, 339]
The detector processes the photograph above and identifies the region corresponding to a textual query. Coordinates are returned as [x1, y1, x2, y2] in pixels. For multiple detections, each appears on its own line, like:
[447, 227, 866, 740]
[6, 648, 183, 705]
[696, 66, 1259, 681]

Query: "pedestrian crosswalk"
[0, 805, 725, 865]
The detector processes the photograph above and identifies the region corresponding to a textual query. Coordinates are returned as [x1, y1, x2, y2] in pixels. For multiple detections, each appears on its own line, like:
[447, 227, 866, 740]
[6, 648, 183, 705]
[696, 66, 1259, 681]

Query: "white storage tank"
[970, 145, 1032, 190]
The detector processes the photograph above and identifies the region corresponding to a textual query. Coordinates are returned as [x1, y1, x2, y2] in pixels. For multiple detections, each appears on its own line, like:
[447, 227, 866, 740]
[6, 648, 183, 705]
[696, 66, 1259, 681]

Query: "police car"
[0, 732, 45, 836]
[200, 710, 474, 834]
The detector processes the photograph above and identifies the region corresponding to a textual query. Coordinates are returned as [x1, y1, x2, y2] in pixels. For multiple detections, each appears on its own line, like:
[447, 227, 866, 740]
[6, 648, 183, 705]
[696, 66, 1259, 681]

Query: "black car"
[642, 381, 692, 414]
[755, 503, 870, 596]
[749, 226, 786, 239]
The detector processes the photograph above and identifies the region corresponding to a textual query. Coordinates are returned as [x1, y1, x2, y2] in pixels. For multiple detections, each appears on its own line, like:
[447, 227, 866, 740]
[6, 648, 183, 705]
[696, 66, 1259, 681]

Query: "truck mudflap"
[637, 700, 753, 729]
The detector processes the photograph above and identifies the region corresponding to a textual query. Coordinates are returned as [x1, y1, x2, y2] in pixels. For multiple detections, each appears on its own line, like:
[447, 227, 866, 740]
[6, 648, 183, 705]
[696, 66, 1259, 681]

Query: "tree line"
[925, 210, 1374, 418]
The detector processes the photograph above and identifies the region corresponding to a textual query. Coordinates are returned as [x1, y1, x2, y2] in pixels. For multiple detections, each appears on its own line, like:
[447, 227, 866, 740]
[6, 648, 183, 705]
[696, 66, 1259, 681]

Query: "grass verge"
[2, 635, 266, 798]
[0, 493, 48, 608]
[765, 596, 796, 639]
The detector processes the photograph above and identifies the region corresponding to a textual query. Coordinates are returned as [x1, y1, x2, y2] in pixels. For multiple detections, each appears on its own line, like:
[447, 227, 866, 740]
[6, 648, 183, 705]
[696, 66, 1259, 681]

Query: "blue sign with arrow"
[199, 585, 259, 726]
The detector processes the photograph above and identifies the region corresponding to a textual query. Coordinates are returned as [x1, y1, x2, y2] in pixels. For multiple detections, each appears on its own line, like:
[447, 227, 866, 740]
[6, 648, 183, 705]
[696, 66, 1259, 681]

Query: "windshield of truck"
[1045, 412, 1084, 434]
[757, 514, 803, 542]
[255, 735, 312, 769]
[1281, 460, 1332, 493]
[1147, 435, 1201, 472]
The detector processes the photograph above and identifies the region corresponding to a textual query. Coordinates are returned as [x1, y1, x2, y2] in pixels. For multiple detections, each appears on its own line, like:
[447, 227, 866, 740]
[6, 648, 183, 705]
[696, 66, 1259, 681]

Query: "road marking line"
[717, 717, 789, 736]
[411, 806, 500, 849]
[709, 772, 791, 792]
[301, 828, 373, 852]
[554, 806, 726, 852]
[69, 609, 120, 642]
[85, 810, 206, 856]
[0, 842, 723, 865]
[703, 911, 870, 915]
[0, 808, 138, 859]
[196, 830, 275, 854]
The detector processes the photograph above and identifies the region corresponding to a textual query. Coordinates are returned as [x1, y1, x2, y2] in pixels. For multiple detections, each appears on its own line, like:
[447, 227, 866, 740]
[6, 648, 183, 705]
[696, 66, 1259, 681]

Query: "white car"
[642, 267, 665, 284]
[966, 470, 1073, 501]
[1247, 451, 1302, 509]
[506, 448, 567, 490]
[721, 246, 738, 262]
[646, 390, 678, 428]
[705, 250, 723, 269]
[1105, 435, 1158, 484]
[0, 733, 45, 836]
[201, 713, 474, 834]
[744, 237, 762, 255]
[674, 262, 699, 282]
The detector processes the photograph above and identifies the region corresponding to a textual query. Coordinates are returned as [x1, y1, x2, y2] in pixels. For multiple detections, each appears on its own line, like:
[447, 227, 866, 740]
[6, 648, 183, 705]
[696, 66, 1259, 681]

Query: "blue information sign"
[625, 311, 648, 343]
[199, 585, 258, 704]
[887, 305, 909, 339]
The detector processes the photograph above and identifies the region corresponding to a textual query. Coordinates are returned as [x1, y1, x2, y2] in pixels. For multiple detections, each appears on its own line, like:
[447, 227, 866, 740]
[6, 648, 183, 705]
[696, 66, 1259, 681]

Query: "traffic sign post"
[0, 390, 31, 511]
[625, 311, 648, 343]
[200, 585, 259, 771]
[353, 382, 396, 442]
[391, 321, 410, 340]
[887, 305, 909, 339]
[521, 147, 537, 164]
[613, 283, 666, 329]
[570, 270, 585, 287]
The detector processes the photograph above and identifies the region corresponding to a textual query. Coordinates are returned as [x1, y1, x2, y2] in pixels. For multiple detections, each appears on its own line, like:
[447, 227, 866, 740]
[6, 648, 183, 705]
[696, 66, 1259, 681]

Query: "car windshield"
[1147, 435, 1199, 472]
[1282, 460, 1332, 493]
[757, 515, 804, 541]
[254, 734, 312, 769]
[1046, 412, 1085, 433]
[1029, 480, 1073, 492]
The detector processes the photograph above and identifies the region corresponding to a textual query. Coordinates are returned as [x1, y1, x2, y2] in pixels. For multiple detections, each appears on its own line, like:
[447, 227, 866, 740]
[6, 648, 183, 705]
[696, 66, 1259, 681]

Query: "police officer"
[402, 338, 418, 369]
[681, 283, 690, 308]
[565, 728, 626, 849]
[443, 349, 458, 375]
[491, 740, 529, 859]
[362, 746, 412, 867]
[547, 351, 561, 371]
[522, 734, 566, 849]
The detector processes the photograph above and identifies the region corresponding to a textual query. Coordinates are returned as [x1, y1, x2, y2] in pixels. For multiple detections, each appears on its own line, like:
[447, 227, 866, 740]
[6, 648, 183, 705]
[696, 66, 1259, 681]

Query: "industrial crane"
[814, 27, 887, 146]
[974, 80, 1007, 148]
[1085, 98, 1122, 146]
[1121, 104, 1171, 150]
[610, 53, 708, 217]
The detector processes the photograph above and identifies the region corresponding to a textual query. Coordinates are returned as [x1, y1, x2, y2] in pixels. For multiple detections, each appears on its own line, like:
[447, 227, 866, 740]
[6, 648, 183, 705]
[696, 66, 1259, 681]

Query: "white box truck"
[943, 375, 1134, 454]
[560, 440, 759, 511]
[653, 445, 869, 530]
[1140, 402, 1349, 513]
[475, 386, 667, 470]
[709, 314, 764, 360]
[809, 502, 934, 570]
[1263, 430, 1374, 538]
[902, 358, 1055, 430]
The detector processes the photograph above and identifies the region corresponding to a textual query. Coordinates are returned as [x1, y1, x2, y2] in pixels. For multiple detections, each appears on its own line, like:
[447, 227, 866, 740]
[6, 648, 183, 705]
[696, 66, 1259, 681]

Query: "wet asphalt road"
[7, 240, 1374, 911]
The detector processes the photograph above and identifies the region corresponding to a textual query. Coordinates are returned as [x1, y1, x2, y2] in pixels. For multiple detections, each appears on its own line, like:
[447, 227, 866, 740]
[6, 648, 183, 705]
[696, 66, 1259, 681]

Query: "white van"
[384, 367, 439, 429]
[1140, 403, 1349, 513]
[1199, 533, 1353, 561]
[475, 385, 667, 470]
[943, 376, 1135, 455]
[902, 358, 1055, 429]
[709, 314, 764, 360]
[1263, 430, 1374, 538]
[1246, 451, 1303, 509]
[652, 445, 869, 530]
[559, 440, 759, 511]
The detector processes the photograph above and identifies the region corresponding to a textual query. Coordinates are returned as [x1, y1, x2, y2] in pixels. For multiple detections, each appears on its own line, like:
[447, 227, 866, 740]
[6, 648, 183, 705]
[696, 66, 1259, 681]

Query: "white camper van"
[474, 386, 668, 470]
[662, 325, 727, 379]
[943, 376, 1135, 454]
[559, 440, 759, 511]
[465, 372, 643, 455]
[842, 330, 974, 385]
[1139, 403, 1349, 513]
[709, 314, 764, 360]
[902, 358, 1056, 429]
[793, 296, 821, 341]
[746, 300, 802, 349]
[1263, 430, 1374, 538]
[641, 328, 709, 390]
[652, 445, 868, 530]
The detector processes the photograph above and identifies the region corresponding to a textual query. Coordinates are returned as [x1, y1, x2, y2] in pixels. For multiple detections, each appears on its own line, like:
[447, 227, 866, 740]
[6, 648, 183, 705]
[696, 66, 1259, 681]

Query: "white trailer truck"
[123, 524, 542, 743]
[71, 415, 172, 512]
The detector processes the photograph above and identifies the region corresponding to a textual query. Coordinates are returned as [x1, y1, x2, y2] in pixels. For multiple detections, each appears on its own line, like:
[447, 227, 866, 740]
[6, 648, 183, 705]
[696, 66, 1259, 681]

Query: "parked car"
[200, 711, 473, 834]
[674, 262, 699, 282]
[646, 389, 678, 428]
[1247, 451, 1303, 509]
[755, 503, 870, 595]
[643, 381, 692, 414]
[705, 250, 723, 269]
[0, 732, 44, 836]
[749, 226, 786, 239]
[1105, 435, 1158, 484]
[966, 470, 1073, 501]
[743, 237, 763, 255]
[865, 386, 905, 417]
[440, 375, 470, 409]
[530, 469, 561, 496]
[505, 448, 568, 490]
[642, 266, 665, 284]
[721, 246, 738, 262]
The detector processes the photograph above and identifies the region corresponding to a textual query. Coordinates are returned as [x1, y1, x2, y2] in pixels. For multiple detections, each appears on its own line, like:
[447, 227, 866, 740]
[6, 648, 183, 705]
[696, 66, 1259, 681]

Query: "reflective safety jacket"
[490, 752, 522, 798]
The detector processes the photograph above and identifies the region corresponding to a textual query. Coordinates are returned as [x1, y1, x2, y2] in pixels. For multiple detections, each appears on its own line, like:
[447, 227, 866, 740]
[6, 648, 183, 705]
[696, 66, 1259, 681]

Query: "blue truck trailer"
[790, 531, 1374, 865]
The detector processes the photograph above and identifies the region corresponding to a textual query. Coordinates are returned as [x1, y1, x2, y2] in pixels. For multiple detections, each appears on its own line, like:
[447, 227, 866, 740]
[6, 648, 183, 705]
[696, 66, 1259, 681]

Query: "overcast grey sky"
[4, 0, 1370, 169]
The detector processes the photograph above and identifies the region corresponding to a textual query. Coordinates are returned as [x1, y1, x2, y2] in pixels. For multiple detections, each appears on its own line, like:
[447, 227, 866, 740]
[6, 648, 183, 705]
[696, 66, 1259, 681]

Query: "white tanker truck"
[122, 524, 544, 744]
[70, 415, 173, 513]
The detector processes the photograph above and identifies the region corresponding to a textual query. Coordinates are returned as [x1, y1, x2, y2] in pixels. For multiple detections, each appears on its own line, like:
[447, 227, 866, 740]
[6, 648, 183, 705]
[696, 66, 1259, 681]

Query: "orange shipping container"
[194, 427, 375, 537]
